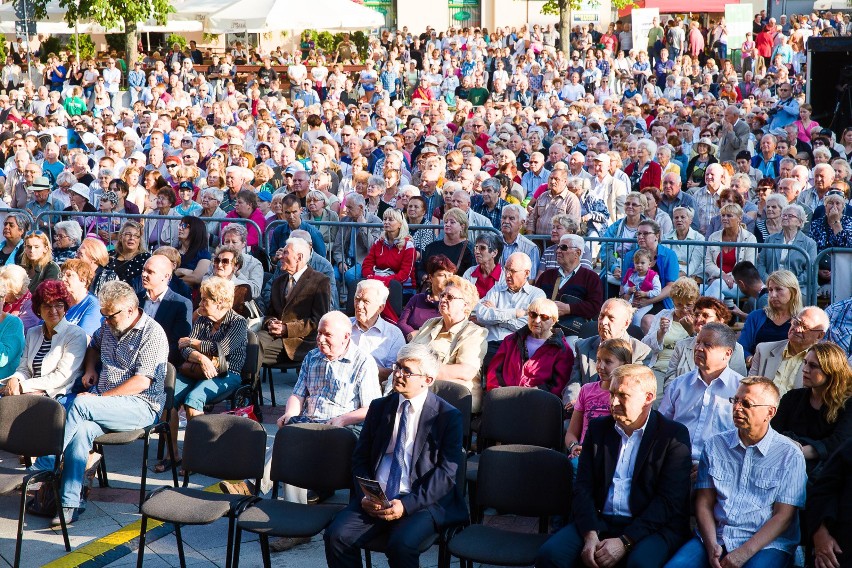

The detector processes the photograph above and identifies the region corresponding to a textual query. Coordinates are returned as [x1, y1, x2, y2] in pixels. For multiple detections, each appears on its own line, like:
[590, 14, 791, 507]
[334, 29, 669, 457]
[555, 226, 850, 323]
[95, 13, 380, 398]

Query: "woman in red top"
[361, 208, 416, 322]
[623, 139, 663, 192]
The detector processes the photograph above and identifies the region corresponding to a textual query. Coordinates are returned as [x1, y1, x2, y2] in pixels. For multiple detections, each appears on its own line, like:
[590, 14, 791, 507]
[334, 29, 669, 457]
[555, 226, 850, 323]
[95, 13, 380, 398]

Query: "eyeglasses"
[41, 302, 66, 313]
[166, 163, 178, 168]
[790, 316, 823, 333]
[557, 244, 578, 252]
[528, 311, 552, 322]
[213, 257, 233, 265]
[439, 292, 465, 303]
[101, 308, 123, 321]
[391, 363, 426, 380]
[728, 397, 773, 410]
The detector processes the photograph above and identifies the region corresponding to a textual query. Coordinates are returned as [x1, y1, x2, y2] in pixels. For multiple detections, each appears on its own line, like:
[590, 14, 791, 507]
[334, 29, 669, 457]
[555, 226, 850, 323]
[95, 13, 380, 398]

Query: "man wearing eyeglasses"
[749, 307, 828, 396]
[660, 323, 742, 469]
[666, 377, 806, 568]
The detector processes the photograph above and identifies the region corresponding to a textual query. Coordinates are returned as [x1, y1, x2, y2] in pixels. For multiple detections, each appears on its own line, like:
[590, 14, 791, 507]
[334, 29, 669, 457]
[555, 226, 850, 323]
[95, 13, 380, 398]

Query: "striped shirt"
[181, 309, 248, 376]
[31, 336, 52, 378]
[91, 311, 169, 413]
[292, 341, 382, 423]
[696, 427, 806, 554]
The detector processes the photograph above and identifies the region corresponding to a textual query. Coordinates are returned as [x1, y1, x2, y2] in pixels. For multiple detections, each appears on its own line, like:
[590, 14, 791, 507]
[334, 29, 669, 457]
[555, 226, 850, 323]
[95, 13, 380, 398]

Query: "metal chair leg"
[136, 515, 148, 568]
[259, 534, 272, 568]
[139, 435, 151, 512]
[364, 549, 373, 568]
[53, 477, 71, 552]
[266, 366, 277, 407]
[14, 478, 28, 568]
[175, 523, 187, 568]
[225, 515, 235, 568]
[232, 526, 243, 568]
[97, 445, 110, 488]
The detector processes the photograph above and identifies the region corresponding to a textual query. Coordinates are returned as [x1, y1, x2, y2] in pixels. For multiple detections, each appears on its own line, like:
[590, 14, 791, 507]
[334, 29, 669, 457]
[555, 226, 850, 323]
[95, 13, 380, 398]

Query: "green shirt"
[468, 87, 490, 106]
[648, 26, 664, 47]
[63, 96, 87, 116]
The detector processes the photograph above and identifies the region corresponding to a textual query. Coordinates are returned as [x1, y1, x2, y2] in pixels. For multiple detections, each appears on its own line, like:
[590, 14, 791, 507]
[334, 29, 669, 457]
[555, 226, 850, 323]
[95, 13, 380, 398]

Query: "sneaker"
[219, 480, 253, 496]
[268, 536, 311, 553]
[50, 507, 80, 527]
[306, 489, 334, 504]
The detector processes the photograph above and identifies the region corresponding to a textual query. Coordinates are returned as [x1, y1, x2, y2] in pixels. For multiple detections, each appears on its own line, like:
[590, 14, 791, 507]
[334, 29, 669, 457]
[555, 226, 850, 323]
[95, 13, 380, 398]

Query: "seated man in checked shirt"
[665, 376, 806, 568]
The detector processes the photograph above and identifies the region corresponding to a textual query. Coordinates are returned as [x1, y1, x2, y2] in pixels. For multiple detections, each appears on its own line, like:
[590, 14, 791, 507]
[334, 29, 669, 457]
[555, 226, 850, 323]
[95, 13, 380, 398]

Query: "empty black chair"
[233, 423, 358, 568]
[93, 362, 179, 511]
[136, 414, 266, 568]
[0, 395, 70, 568]
[431, 380, 473, 450]
[448, 444, 572, 567]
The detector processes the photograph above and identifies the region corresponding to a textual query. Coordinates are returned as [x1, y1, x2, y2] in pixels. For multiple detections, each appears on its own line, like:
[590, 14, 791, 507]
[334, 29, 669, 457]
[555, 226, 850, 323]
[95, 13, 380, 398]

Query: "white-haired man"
[351, 279, 405, 384]
[500, 204, 540, 276]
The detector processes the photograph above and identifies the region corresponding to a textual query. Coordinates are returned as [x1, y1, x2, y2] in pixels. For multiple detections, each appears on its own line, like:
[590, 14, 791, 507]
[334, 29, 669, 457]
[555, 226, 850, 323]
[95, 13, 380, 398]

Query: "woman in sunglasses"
[486, 297, 573, 397]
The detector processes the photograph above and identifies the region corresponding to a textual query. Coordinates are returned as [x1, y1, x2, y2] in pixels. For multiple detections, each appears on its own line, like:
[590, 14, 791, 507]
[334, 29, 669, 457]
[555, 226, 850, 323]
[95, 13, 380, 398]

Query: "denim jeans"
[173, 371, 242, 412]
[664, 537, 793, 568]
[36, 395, 158, 508]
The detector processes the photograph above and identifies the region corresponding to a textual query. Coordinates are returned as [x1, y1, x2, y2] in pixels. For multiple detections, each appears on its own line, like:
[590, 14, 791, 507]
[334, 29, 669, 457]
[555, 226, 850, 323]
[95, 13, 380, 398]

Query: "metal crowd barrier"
[814, 247, 852, 304]
[1, 208, 36, 229]
[35, 210, 265, 254]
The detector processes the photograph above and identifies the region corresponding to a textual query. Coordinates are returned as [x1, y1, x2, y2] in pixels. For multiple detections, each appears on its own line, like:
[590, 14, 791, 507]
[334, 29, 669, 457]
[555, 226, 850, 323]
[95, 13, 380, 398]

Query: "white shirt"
[376, 389, 429, 496]
[142, 287, 169, 319]
[603, 415, 649, 517]
[473, 282, 546, 343]
[350, 316, 406, 369]
[659, 366, 742, 461]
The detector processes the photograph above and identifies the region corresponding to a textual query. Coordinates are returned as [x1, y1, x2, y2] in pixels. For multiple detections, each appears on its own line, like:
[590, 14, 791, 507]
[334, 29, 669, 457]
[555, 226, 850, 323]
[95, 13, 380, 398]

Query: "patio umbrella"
[204, 0, 383, 33]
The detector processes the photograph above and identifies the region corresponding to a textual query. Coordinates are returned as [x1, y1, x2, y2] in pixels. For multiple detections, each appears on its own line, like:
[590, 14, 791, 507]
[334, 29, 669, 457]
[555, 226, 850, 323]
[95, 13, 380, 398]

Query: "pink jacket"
[486, 327, 574, 396]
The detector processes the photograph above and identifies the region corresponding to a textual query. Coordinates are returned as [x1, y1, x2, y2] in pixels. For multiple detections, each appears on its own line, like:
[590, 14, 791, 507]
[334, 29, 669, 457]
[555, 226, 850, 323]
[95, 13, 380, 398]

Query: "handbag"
[179, 344, 229, 380]
[222, 405, 259, 422]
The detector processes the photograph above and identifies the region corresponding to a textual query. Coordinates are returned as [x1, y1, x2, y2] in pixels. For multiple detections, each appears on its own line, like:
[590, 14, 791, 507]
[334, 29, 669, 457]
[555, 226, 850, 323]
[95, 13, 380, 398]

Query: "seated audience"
[139, 255, 193, 367]
[76, 237, 119, 297]
[420, 207, 475, 283]
[666, 377, 806, 568]
[463, 233, 505, 298]
[60, 259, 103, 337]
[52, 220, 84, 264]
[361, 208, 416, 322]
[806, 437, 852, 568]
[703, 203, 757, 301]
[738, 269, 801, 362]
[350, 279, 406, 386]
[108, 220, 150, 294]
[174, 216, 211, 290]
[21, 230, 60, 293]
[537, 364, 692, 568]
[398, 254, 456, 341]
[754, 204, 817, 296]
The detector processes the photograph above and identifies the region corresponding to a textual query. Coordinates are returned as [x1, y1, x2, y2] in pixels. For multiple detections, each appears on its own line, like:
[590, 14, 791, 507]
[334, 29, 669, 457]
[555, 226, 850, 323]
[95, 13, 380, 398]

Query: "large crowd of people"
[1, 12, 852, 568]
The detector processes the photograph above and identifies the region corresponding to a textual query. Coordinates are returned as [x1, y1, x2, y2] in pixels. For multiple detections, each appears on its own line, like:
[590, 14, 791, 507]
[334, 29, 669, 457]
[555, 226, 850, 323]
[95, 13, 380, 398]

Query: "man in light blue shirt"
[474, 252, 545, 345]
[665, 376, 806, 568]
[520, 152, 550, 197]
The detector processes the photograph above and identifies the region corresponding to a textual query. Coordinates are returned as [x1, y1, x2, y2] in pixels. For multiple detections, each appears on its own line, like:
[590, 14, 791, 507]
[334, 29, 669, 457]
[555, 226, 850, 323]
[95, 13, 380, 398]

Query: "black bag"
[26, 483, 57, 518]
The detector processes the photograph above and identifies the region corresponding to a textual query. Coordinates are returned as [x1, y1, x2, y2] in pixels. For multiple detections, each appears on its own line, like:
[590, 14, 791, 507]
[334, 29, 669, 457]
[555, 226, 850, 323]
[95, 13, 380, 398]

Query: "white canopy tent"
[203, 0, 384, 33]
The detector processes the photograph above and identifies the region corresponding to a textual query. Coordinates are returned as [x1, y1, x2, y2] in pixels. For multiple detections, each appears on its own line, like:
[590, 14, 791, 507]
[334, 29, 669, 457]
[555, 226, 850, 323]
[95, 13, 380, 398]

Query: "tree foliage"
[542, 0, 634, 53]
[30, 0, 172, 63]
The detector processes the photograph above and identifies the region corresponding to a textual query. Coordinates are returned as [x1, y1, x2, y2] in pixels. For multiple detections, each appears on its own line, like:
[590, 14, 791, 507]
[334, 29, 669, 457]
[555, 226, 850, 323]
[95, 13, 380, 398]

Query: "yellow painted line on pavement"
[42, 482, 224, 568]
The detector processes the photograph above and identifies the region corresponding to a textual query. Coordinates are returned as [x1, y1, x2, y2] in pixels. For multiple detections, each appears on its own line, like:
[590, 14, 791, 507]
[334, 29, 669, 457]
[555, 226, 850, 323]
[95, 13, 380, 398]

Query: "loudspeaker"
[807, 37, 852, 134]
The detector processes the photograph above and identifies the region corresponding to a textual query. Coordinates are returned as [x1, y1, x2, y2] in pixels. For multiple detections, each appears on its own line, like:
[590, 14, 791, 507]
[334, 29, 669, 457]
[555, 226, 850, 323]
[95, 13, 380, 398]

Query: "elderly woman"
[0, 212, 30, 266]
[772, 342, 852, 476]
[809, 191, 852, 252]
[107, 221, 151, 294]
[199, 187, 227, 248]
[685, 137, 719, 189]
[399, 254, 456, 342]
[1, 280, 87, 398]
[420, 207, 475, 283]
[304, 189, 339, 251]
[64, 183, 97, 230]
[406, 195, 437, 254]
[486, 297, 574, 395]
[0, 265, 38, 331]
[222, 189, 267, 250]
[754, 193, 787, 243]
[664, 296, 748, 386]
[156, 276, 248, 473]
[204, 244, 254, 318]
[756, 204, 817, 295]
[623, 139, 662, 192]
[664, 206, 705, 284]
[411, 275, 488, 412]
[76, 237, 119, 297]
[0, 275, 24, 380]
[463, 233, 505, 298]
[364, 175, 391, 218]
[656, 144, 681, 178]
[52, 220, 84, 264]
[146, 188, 181, 249]
[738, 269, 802, 361]
[703, 203, 757, 300]
[707, 188, 756, 235]
[361, 208, 416, 322]
[175, 216, 212, 288]
[22, 231, 60, 294]
[641, 277, 700, 392]
[60, 259, 102, 337]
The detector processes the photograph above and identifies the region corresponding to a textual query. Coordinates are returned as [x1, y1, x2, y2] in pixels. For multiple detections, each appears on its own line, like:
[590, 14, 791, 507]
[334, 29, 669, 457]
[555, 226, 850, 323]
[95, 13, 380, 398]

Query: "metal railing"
[814, 247, 852, 304]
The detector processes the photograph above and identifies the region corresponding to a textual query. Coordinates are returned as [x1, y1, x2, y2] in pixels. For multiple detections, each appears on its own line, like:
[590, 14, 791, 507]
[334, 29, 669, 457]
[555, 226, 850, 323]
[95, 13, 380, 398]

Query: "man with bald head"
[139, 254, 192, 366]
[749, 306, 829, 395]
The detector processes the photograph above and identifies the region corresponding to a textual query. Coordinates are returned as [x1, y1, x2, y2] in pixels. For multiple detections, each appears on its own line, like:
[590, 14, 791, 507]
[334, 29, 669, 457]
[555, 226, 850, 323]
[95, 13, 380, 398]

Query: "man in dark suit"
[324, 343, 467, 568]
[139, 255, 192, 366]
[537, 364, 692, 568]
[259, 237, 331, 366]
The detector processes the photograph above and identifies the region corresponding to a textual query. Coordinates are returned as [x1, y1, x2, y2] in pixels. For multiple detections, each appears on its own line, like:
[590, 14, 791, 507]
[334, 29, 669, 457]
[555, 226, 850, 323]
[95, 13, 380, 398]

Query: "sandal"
[153, 458, 181, 474]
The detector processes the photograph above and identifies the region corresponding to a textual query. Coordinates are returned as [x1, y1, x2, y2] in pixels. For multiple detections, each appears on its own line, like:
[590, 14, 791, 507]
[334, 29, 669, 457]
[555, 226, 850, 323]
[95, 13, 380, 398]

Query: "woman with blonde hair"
[738, 269, 802, 361]
[642, 277, 700, 385]
[108, 221, 150, 294]
[411, 275, 488, 412]
[21, 231, 60, 293]
[361, 208, 416, 322]
[76, 237, 119, 297]
[120, 166, 147, 212]
[420, 207, 475, 282]
[773, 342, 852, 474]
[704, 203, 757, 300]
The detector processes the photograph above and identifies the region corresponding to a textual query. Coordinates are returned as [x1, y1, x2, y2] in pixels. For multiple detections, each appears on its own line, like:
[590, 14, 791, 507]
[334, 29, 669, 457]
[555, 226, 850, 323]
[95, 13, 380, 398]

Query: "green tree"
[542, 0, 634, 53]
[30, 0, 172, 65]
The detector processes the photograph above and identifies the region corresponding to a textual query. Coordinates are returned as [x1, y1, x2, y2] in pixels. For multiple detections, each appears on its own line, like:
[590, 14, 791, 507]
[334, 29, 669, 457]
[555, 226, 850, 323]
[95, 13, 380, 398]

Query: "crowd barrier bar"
[813, 247, 852, 304]
[2, 208, 36, 228]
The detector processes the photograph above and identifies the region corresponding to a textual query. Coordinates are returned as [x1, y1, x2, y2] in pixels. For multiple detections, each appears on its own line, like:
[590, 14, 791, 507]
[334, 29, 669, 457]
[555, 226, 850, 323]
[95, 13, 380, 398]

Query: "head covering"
[68, 183, 90, 200]
[27, 176, 51, 192]
[100, 191, 118, 206]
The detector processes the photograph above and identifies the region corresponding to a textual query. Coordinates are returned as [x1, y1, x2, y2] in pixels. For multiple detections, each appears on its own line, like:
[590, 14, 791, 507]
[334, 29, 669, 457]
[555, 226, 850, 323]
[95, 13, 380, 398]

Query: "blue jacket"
[622, 245, 680, 309]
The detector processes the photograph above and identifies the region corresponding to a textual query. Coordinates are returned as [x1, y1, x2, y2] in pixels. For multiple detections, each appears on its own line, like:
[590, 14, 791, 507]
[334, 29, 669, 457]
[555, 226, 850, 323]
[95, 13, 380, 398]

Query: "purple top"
[398, 293, 440, 337]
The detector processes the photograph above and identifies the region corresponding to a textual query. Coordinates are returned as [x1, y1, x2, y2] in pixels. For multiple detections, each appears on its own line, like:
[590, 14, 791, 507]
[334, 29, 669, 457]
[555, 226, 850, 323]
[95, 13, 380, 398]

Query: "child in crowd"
[621, 248, 661, 325]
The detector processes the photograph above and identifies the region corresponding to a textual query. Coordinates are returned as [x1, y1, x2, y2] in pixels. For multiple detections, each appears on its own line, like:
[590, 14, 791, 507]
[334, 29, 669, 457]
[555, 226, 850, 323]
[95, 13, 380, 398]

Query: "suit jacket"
[351, 391, 468, 528]
[573, 411, 692, 551]
[264, 266, 331, 361]
[749, 339, 804, 395]
[718, 119, 751, 163]
[564, 334, 651, 404]
[138, 288, 192, 366]
[664, 336, 748, 388]
[754, 231, 817, 295]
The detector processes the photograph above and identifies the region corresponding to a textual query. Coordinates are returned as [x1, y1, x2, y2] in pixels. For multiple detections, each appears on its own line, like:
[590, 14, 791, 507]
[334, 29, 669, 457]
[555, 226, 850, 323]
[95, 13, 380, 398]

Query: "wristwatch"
[567, 441, 579, 452]
[619, 535, 633, 551]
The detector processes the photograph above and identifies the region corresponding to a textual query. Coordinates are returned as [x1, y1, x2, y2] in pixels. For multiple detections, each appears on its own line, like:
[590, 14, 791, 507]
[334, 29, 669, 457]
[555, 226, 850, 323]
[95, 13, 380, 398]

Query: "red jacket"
[486, 327, 574, 396]
[624, 160, 663, 191]
[361, 237, 416, 284]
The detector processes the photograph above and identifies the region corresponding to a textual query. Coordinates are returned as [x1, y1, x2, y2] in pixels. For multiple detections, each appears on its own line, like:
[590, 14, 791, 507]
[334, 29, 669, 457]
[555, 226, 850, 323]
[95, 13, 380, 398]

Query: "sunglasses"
[528, 311, 552, 322]
[213, 257, 233, 265]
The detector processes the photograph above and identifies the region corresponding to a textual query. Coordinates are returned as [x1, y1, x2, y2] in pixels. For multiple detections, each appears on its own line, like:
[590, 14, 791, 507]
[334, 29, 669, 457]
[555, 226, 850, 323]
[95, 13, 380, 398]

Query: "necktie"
[385, 399, 411, 500]
[283, 273, 294, 298]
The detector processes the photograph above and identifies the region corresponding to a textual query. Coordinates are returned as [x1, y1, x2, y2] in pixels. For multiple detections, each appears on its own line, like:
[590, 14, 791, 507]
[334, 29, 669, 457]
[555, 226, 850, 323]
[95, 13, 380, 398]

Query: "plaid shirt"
[473, 198, 508, 229]
[293, 341, 382, 423]
[91, 311, 169, 413]
[826, 298, 852, 356]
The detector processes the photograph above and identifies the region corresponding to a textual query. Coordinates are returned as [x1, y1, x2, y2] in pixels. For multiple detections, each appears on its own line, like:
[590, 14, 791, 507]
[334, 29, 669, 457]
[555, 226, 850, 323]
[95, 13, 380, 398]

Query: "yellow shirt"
[774, 344, 806, 396]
